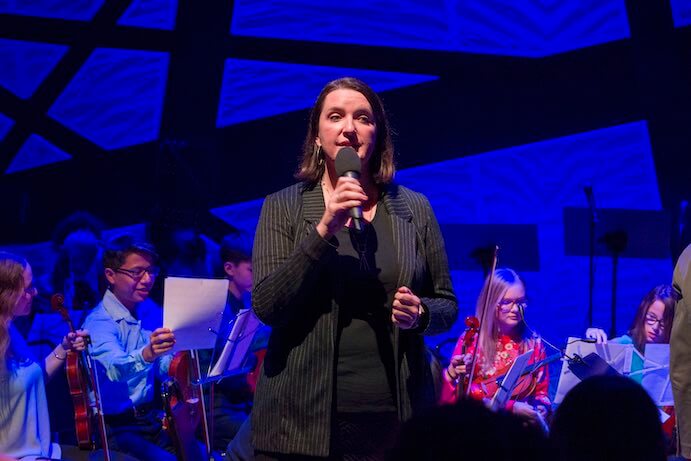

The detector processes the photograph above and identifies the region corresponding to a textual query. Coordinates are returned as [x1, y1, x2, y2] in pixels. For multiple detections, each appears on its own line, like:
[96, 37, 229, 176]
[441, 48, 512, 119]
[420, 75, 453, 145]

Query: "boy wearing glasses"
[82, 234, 177, 460]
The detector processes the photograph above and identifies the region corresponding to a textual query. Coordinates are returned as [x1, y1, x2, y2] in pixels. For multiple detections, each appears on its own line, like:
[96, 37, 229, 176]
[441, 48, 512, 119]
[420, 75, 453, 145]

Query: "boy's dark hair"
[102, 234, 159, 270]
[219, 232, 252, 266]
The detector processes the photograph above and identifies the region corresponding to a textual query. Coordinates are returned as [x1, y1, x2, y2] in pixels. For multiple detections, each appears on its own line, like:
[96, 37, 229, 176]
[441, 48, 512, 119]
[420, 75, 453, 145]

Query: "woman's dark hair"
[295, 77, 395, 185]
[629, 284, 678, 352]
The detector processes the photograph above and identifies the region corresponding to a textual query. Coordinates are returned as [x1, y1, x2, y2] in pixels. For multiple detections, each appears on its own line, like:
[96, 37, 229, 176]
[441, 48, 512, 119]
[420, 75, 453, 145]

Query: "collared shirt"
[82, 290, 171, 415]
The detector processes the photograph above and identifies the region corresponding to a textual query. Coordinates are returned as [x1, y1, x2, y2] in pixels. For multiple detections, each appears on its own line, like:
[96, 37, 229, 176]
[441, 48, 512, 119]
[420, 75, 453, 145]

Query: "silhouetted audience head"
[550, 374, 665, 461]
[390, 398, 548, 461]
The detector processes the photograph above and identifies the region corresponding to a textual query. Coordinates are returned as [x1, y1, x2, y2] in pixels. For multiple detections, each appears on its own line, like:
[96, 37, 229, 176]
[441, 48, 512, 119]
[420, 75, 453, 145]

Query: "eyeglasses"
[23, 283, 37, 295]
[497, 297, 528, 313]
[114, 266, 160, 280]
[644, 313, 664, 328]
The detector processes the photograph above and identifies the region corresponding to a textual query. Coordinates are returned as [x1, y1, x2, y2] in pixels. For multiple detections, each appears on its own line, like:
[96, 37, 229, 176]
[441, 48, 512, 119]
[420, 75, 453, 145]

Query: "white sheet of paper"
[208, 308, 262, 378]
[554, 338, 634, 404]
[163, 277, 229, 353]
[632, 344, 673, 407]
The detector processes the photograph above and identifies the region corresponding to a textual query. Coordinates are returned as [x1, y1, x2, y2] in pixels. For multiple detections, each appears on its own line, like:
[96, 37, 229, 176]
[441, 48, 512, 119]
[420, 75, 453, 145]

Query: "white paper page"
[163, 277, 229, 353]
[208, 308, 262, 378]
[632, 344, 673, 407]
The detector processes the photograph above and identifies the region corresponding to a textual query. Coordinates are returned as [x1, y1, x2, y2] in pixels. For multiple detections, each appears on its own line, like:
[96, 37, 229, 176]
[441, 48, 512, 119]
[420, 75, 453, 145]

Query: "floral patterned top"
[439, 333, 551, 413]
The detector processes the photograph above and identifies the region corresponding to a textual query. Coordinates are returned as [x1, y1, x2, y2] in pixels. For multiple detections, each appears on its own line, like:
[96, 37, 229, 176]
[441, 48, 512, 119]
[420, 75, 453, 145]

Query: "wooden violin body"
[66, 350, 94, 449]
[162, 350, 210, 461]
[51, 293, 110, 460]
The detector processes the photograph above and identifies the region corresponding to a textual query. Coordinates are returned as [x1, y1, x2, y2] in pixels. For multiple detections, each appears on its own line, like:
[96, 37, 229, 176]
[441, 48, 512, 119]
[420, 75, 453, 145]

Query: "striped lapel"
[381, 184, 416, 291]
[301, 183, 325, 227]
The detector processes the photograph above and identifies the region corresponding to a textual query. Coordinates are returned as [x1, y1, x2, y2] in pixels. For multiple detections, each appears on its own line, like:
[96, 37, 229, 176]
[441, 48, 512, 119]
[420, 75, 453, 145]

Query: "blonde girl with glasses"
[439, 268, 551, 426]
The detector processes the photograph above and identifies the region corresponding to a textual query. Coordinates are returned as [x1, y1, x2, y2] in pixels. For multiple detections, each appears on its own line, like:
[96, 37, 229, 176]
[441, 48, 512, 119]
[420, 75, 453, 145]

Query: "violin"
[455, 316, 480, 399]
[51, 294, 111, 460]
[162, 350, 211, 460]
[245, 348, 266, 393]
[477, 351, 562, 401]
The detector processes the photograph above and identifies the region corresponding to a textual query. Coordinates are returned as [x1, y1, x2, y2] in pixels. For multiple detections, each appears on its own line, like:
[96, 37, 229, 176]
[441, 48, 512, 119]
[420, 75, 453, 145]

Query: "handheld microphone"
[335, 147, 364, 233]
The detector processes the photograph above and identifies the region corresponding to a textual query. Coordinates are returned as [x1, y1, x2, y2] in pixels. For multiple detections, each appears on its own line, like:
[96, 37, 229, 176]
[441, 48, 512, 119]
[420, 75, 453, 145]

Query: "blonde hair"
[475, 268, 531, 373]
[0, 252, 27, 420]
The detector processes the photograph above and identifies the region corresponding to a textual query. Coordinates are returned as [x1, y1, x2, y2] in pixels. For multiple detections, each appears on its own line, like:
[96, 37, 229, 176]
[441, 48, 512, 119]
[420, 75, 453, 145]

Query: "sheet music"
[489, 350, 534, 412]
[554, 337, 634, 404]
[630, 344, 673, 407]
[163, 277, 229, 353]
[208, 308, 262, 378]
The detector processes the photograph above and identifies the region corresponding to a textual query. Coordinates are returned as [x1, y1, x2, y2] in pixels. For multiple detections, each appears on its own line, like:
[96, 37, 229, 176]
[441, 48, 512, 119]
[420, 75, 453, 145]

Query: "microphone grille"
[335, 147, 361, 177]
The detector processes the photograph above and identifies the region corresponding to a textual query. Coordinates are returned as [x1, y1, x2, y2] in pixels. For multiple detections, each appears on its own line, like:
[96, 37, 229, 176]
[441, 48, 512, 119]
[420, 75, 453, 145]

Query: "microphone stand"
[584, 185, 598, 327]
[600, 231, 627, 339]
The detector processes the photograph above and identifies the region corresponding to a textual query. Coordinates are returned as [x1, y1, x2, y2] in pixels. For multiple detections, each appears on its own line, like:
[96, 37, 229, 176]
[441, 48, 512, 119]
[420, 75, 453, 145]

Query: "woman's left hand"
[61, 329, 88, 353]
[392, 286, 424, 330]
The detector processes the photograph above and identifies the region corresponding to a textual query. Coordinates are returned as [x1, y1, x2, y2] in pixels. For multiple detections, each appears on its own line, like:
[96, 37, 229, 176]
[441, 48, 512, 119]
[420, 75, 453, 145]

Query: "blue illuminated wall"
[0, 0, 104, 21]
[216, 59, 437, 126]
[0, 39, 68, 99]
[671, 0, 691, 27]
[117, 0, 177, 30]
[47, 48, 169, 150]
[0, 113, 13, 140]
[231, 0, 630, 57]
[6, 134, 71, 173]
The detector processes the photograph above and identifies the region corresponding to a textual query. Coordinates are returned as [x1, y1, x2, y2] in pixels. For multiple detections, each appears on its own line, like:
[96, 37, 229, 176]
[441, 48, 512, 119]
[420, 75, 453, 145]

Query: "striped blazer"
[251, 181, 458, 456]
[672, 244, 691, 458]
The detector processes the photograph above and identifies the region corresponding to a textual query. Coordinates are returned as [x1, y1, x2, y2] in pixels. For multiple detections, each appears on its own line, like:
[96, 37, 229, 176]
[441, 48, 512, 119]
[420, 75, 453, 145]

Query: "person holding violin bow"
[81, 235, 177, 461]
[439, 268, 551, 427]
[0, 251, 89, 460]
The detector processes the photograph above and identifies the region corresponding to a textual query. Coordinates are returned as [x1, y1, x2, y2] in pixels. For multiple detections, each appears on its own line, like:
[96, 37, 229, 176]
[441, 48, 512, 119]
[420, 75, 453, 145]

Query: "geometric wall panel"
[5, 134, 71, 174]
[231, 0, 630, 57]
[0, 39, 68, 99]
[0, 0, 103, 21]
[48, 48, 169, 150]
[0, 112, 14, 141]
[216, 58, 438, 127]
[117, 0, 177, 30]
[671, 0, 691, 27]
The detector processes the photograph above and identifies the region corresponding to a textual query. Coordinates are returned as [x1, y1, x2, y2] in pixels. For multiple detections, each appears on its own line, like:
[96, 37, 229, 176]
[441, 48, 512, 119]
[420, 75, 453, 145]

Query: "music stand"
[563, 207, 670, 333]
[554, 337, 634, 404]
[204, 308, 262, 383]
[488, 350, 534, 412]
[629, 344, 673, 407]
[440, 224, 539, 272]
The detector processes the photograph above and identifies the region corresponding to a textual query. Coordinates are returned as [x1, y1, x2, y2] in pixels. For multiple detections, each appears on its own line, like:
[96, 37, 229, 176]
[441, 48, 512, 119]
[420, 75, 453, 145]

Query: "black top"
[335, 209, 398, 412]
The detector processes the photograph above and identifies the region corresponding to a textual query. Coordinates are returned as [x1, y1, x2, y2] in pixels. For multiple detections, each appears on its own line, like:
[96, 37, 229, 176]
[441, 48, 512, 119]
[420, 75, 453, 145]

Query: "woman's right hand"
[585, 327, 608, 344]
[317, 177, 368, 238]
[446, 354, 468, 382]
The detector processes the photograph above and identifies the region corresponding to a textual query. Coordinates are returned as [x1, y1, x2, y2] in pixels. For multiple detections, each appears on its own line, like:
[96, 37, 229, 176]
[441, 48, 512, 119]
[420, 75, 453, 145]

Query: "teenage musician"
[82, 235, 176, 460]
[0, 251, 88, 459]
[439, 268, 551, 425]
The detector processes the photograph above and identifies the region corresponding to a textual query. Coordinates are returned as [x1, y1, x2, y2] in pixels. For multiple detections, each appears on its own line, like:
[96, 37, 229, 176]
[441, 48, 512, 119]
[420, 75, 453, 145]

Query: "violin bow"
[464, 245, 499, 397]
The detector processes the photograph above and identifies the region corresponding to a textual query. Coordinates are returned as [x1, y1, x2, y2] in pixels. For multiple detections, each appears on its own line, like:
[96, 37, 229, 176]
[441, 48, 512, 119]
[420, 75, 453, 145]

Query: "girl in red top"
[439, 268, 550, 426]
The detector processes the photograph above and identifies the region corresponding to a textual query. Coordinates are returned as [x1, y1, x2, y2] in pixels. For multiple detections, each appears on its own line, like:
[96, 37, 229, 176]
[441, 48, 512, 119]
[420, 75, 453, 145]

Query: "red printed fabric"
[439, 333, 551, 412]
